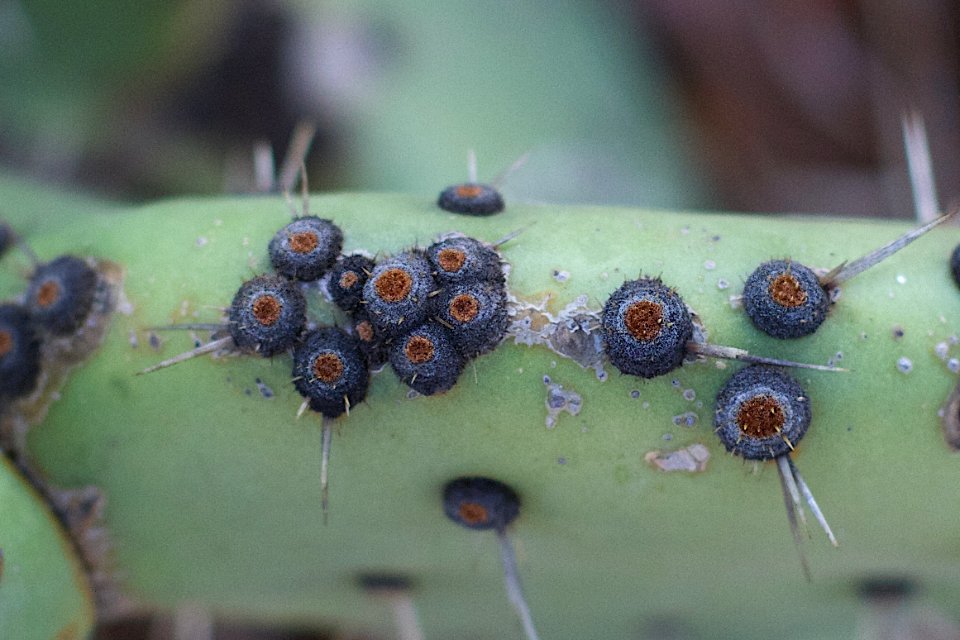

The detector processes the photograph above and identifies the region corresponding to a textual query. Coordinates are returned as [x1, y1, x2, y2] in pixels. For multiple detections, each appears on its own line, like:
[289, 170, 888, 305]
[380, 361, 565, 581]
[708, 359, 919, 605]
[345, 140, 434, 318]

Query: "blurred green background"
[0, 0, 705, 209]
[2, 1, 956, 215]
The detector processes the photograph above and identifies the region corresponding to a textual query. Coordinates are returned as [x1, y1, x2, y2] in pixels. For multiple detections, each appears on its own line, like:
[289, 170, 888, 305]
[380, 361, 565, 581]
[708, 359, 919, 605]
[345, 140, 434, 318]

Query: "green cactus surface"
[3, 175, 960, 639]
[0, 455, 95, 640]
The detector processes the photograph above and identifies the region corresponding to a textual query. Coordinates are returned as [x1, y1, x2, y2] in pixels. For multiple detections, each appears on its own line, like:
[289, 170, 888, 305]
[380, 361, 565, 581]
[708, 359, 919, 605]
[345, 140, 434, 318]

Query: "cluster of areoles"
[138, 170, 527, 631]
[717, 212, 954, 573]
[596, 211, 955, 575]
[361, 236, 509, 396]
[144, 214, 369, 418]
[271, 223, 509, 401]
[0, 223, 102, 409]
[145, 150, 513, 406]
[136, 174, 955, 624]
[144, 205, 510, 520]
[599, 277, 841, 380]
[142, 213, 366, 520]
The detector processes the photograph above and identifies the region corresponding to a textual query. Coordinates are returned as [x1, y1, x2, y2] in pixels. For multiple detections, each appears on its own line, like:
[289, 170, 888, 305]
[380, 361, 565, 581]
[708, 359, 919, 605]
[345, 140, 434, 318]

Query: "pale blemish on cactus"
[507, 293, 606, 379]
[644, 443, 710, 472]
[542, 375, 582, 429]
[941, 380, 960, 451]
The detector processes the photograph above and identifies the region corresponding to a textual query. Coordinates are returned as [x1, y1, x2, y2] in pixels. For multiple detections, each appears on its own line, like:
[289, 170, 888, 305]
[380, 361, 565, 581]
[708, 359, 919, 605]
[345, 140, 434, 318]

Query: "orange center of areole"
[449, 294, 480, 323]
[313, 353, 345, 384]
[35, 280, 61, 309]
[0, 330, 12, 357]
[768, 273, 808, 308]
[404, 335, 435, 364]
[437, 248, 467, 273]
[374, 268, 413, 303]
[251, 294, 282, 326]
[624, 300, 663, 342]
[355, 320, 375, 343]
[458, 502, 490, 525]
[455, 184, 484, 199]
[339, 271, 359, 290]
[289, 231, 319, 254]
[736, 395, 786, 439]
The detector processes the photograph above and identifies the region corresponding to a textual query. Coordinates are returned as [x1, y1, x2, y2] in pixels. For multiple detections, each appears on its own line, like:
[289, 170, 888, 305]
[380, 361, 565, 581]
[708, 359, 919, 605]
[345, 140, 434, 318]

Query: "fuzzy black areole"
[437, 183, 504, 216]
[432, 281, 508, 358]
[425, 236, 503, 285]
[326, 254, 375, 314]
[25, 255, 98, 335]
[269, 216, 343, 281]
[743, 260, 830, 339]
[442, 476, 520, 532]
[357, 573, 413, 594]
[714, 365, 811, 460]
[292, 327, 369, 418]
[389, 323, 464, 396]
[362, 252, 435, 339]
[0, 222, 11, 260]
[951, 245, 960, 289]
[0, 304, 42, 401]
[228, 275, 306, 356]
[350, 310, 389, 369]
[601, 278, 693, 379]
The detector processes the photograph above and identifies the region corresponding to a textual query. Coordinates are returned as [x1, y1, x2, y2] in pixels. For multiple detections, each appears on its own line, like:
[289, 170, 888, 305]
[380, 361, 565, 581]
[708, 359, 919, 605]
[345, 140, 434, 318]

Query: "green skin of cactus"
[3, 176, 960, 640]
[0, 455, 95, 640]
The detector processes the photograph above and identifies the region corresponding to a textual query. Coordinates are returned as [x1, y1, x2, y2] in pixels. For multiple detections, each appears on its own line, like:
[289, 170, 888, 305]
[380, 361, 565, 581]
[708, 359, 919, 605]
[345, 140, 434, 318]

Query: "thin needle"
[284, 184, 300, 219]
[146, 323, 226, 332]
[295, 398, 310, 420]
[789, 458, 839, 547]
[278, 121, 317, 196]
[360, 577, 424, 640]
[137, 336, 233, 375]
[687, 342, 847, 372]
[389, 592, 425, 640]
[823, 207, 958, 286]
[492, 152, 530, 188]
[171, 605, 214, 640]
[467, 149, 478, 184]
[320, 416, 333, 525]
[901, 110, 939, 225]
[776, 455, 811, 582]
[776, 455, 808, 531]
[493, 226, 530, 248]
[252, 139, 276, 193]
[299, 161, 310, 218]
[496, 529, 541, 640]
